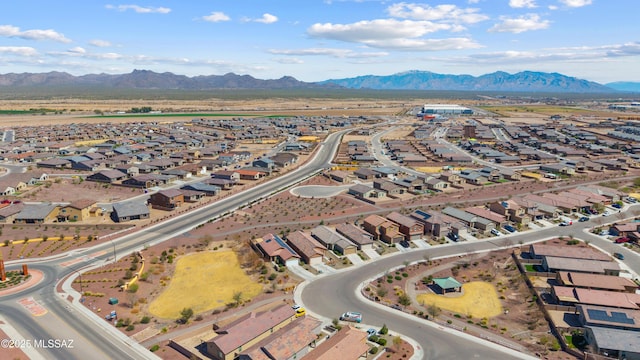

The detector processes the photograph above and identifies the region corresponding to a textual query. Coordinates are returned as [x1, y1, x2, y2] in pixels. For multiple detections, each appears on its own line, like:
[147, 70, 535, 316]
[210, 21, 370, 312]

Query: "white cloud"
[242, 13, 279, 24]
[468, 0, 480, 3]
[269, 48, 388, 58]
[89, 39, 112, 47]
[0, 25, 71, 43]
[548, 5, 558, 10]
[558, 0, 592, 7]
[68, 47, 86, 54]
[386, 3, 489, 24]
[509, 0, 537, 8]
[488, 14, 550, 33]
[310, 19, 452, 42]
[105, 4, 171, 14]
[308, 19, 481, 51]
[255, 13, 278, 24]
[275, 58, 304, 64]
[0, 46, 38, 56]
[202, 12, 230, 23]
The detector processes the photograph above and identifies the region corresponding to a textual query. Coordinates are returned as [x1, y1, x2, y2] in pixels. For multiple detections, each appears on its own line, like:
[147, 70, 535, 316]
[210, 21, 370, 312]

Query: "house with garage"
[334, 223, 374, 250]
[285, 231, 326, 265]
[301, 326, 369, 360]
[206, 304, 296, 360]
[386, 211, 424, 241]
[111, 201, 150, 222]
[59, 199, 96, 222]
[464, 207, 508, 229]
[177, 189, 205, 202]
[14, 204, 59, 224]
[353, 167, 377, 180]
[251, 233, 300, 267]
[0, 203, 24, 223]
[488, 200, 531, 225]
[237, 317, 323, 360]
[212, 170, 240, 182]
[362, 214, 404, 244]
[149, 189, 184, 211]
[373, 179, 405, 197]
[442, 206, 496, 234]
[181, 182, 221, 196]
[85, 169, 127, 183]
[347, 184, 384, 201]
[310, 225, 357, 255]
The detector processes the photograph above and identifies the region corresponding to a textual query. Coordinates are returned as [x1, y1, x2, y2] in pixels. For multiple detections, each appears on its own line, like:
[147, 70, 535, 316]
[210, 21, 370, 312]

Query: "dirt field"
[148, 250, 262, 320]
[416, 282, 503, 318]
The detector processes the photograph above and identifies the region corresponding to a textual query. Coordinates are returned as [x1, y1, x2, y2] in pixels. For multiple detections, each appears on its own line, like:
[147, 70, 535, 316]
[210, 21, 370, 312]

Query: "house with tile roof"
[206, 304, 296, 360]
[237, 316, 323, 360]
[149, 189, 184, 211]
[285, 231, 326, 266]
[301, 326, 369, 360]
[251, 233, 300, 266]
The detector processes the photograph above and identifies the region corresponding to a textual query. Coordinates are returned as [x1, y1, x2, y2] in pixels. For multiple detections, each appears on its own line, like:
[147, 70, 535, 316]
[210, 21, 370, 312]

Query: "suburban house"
[300, 326, 369, 360]
[58, 199, 96, 222]
[353, 167, 377, 180]
[14, 204, 59, 224]
[464, 207, 508, 229]
[86, 169, 128, 183]
[347, 184, 384, 201]
[542, 257, 621, 276]
[212, 170, 240, 182]
[385, 211, 424, 240]
[285, 231, 326, 265]
[442, 206, 496, 234]
[556, 272, 639, 293]
[362, 214, 404, 244]
[237, 317, 323, 360]
[0, 203, 25, 223]
[181, 182, 221, 196]
[584, 326, 640, 359]
[251, 233, 300, 267]
[206, 304, 297, 360]
[149, 189, 184, 211]
[488, 200, 531, 225]
[334, 223, 374, 250]
[529, 244, 613, 262]
[111, 201, 150, 222]
[310, 226, 357, 255]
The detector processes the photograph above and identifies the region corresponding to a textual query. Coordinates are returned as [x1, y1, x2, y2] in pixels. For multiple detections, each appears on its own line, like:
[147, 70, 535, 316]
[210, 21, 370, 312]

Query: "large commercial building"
[421, 104, 473, 115]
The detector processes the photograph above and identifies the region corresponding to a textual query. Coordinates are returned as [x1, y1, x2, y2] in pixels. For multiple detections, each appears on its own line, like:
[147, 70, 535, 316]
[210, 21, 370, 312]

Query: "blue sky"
[1, 1, 638, 83]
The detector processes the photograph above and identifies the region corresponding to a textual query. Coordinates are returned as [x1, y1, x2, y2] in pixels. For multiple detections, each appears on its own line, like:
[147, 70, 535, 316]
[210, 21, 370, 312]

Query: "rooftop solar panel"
[587, 309, 635, 324]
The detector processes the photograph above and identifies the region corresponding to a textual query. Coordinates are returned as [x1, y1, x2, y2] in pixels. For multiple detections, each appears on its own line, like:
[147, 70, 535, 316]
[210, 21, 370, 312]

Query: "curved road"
[0, 129, 348, 360]
[301, 208, 640, 359]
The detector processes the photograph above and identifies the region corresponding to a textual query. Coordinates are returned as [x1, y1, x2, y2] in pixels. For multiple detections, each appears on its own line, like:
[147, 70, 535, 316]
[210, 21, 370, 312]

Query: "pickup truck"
[340, 311, 362, 323]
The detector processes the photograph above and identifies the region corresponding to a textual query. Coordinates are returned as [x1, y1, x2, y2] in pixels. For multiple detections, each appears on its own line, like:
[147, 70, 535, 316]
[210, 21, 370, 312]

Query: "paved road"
[0, 129, 349, 359]
[300, 206, 640, 359]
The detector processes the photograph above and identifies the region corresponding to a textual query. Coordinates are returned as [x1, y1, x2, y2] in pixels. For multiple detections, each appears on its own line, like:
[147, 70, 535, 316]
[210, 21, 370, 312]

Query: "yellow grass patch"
[148, 250, 262, 319]
[629, 193, 640, 200]
[417, 282, 503, 318]
[521, 171, 542, 179]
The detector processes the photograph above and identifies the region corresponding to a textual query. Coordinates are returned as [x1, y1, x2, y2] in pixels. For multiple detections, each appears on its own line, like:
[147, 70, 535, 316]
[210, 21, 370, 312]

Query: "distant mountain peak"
[321, 70, 615, 93]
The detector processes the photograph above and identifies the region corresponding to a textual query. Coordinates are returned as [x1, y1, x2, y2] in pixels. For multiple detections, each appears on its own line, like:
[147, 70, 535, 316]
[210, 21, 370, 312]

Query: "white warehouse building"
[422, 104, 473, 115]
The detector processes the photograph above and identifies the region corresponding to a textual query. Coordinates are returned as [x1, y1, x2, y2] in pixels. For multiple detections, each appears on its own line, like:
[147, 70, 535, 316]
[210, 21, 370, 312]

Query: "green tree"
[232, 291, 243, 307]
[427, 304, 441, 319]
[179, 307, 194, 324]
[379, 324, 389, 335]
[398, 293, 412, 307]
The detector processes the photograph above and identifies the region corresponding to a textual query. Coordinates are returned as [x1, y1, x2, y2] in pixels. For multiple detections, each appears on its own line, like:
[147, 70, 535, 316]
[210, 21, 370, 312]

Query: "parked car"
[613, 252, 625, 260]
[578, 217, 589, 222]
[105, 310, 117, 321]
[366, 328, 377, 339]
[447, 232, 459, 241]
[599, 230, 610, 236]
[612, 203, 622, 209]
[292, 304, 301, 310]
[340, 311, 362, 323]
[615, 237, 630, 243]
[602, 211, 612, 216]
[624, 197, 637, 203]
[295, 308, 306, 317]
[503, 225, 516, 233]
[491, 228, 502, 236]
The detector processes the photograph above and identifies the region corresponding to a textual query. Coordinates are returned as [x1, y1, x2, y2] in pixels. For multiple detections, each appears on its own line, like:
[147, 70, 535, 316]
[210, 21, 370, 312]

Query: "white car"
[340, 311, 362, 323]
[490, 228, 502, 236]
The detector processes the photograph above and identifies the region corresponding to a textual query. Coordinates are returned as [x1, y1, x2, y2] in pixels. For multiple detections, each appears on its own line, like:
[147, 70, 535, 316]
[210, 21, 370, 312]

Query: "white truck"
[340, 311, 362, 323]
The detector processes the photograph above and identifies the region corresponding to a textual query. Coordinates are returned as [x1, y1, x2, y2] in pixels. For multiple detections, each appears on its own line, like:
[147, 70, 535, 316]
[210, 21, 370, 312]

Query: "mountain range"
[0, 69, 636, 93]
